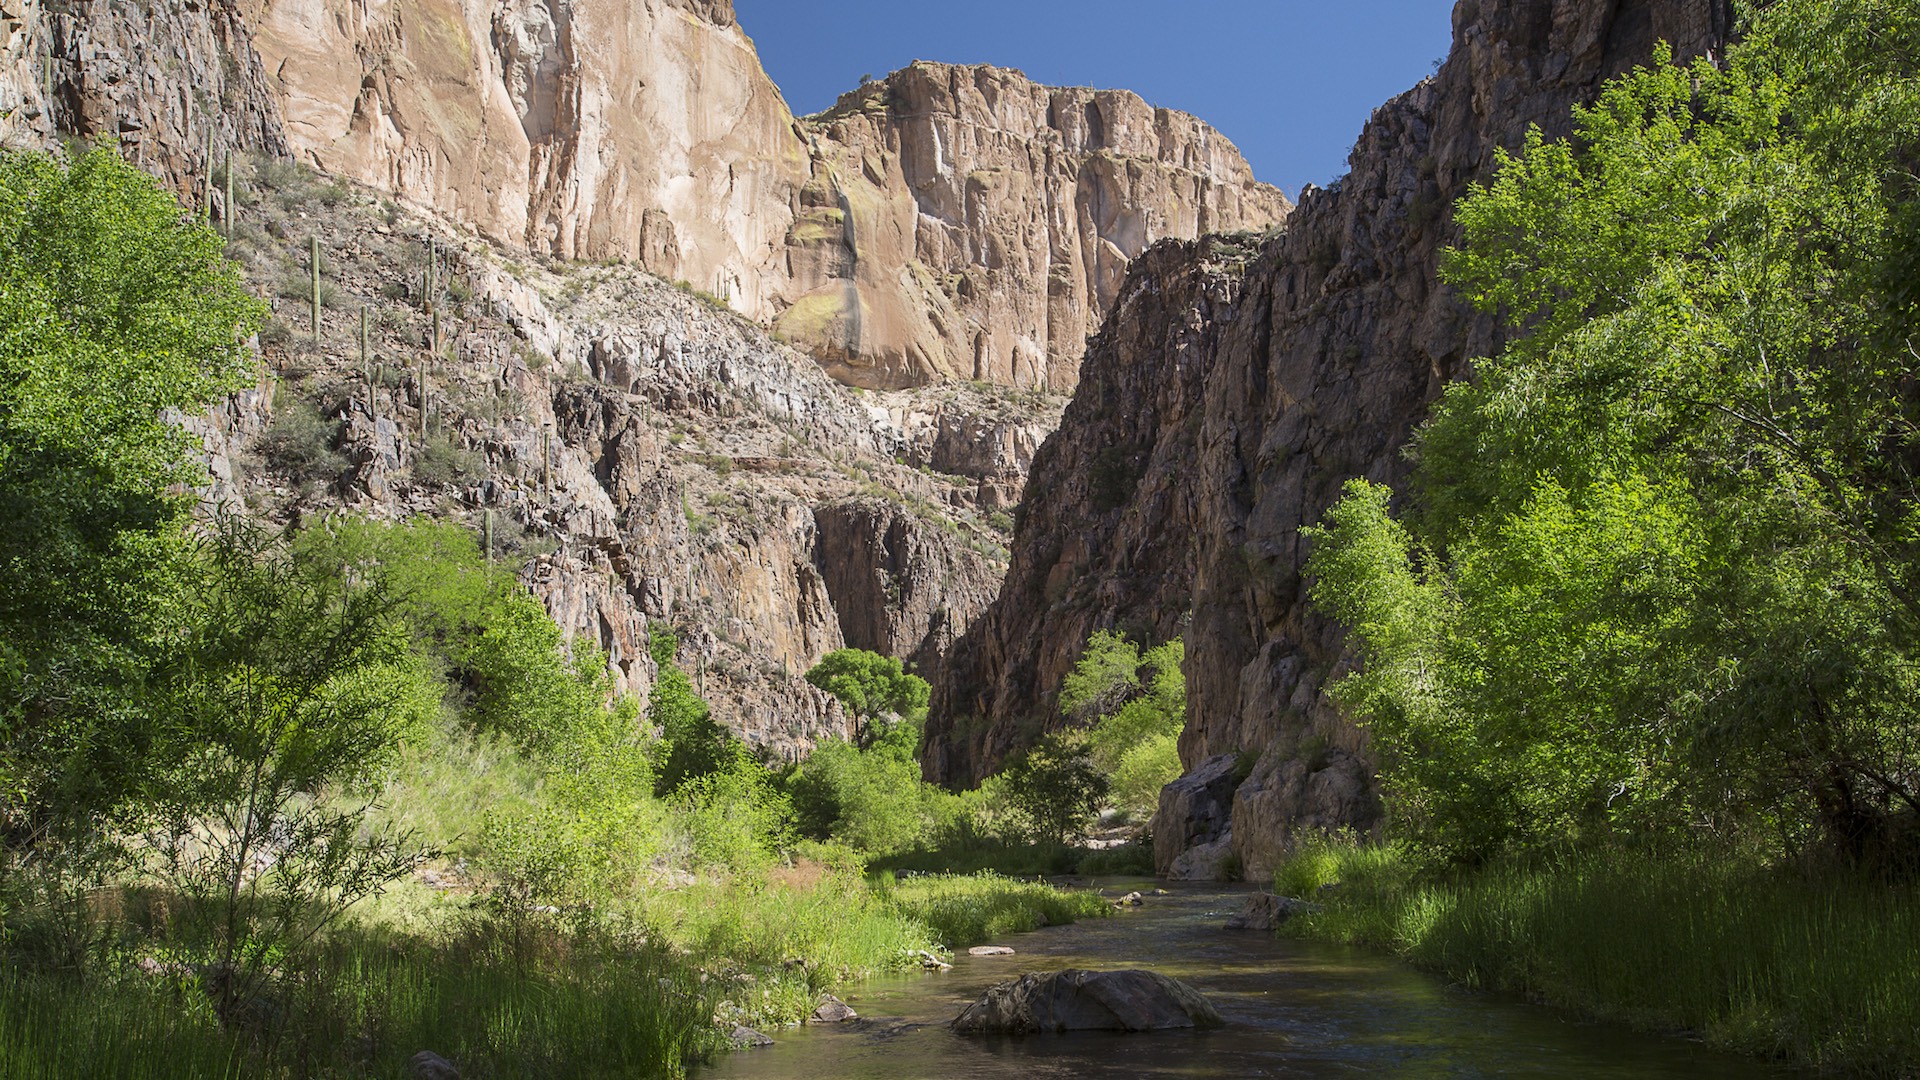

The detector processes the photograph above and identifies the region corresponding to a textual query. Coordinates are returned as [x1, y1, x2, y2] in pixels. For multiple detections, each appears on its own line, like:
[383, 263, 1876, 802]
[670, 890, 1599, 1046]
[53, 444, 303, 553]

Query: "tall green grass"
[1275, 839, 1920, 1075]
[0, 919, 720, 1080]
[880, 872, 1113, 948]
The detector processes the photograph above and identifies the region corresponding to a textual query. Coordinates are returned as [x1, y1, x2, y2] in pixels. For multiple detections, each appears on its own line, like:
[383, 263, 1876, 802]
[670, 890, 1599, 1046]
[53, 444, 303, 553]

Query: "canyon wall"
[929, 0, 1735, 876]
[185, 179, 1007, 757]
[783, 63, 1291, 391]
[225, 0, 1288, 389]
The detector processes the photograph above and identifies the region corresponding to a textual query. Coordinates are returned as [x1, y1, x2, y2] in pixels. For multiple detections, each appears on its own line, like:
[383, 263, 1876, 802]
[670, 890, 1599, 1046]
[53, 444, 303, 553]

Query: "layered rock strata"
[784, 63, 1291, 391]
[929, 0, 1735, 875]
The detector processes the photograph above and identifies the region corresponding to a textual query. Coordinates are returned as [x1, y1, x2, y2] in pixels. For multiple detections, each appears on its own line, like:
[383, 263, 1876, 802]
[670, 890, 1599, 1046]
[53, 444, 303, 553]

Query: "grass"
[0, 918, 720, 1080]
[1273, 837, 1920, 1076]
[879, 872, 1113, 948]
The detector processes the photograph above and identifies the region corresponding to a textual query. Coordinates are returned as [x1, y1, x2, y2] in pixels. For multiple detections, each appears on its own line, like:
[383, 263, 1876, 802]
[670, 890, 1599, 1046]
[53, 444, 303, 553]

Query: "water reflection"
[699, 881, 1800, 1079]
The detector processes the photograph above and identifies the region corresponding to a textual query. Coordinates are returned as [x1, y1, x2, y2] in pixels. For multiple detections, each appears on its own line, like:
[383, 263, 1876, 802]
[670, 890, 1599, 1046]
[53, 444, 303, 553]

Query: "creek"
[699, 879, 1800, 1079]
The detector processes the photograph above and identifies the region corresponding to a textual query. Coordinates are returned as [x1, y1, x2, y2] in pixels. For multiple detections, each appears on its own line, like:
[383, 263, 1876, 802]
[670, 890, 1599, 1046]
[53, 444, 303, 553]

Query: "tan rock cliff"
[783, 63, 1291, 391]
[928, 0, 1735, 876]
[185, 163, 1004, 758]
[223, 1, 1288, 390]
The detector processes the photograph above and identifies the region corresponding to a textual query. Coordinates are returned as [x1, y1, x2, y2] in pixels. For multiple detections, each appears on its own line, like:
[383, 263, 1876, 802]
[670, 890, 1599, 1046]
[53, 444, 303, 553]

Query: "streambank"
[699, 881, 1798, 1079]
[1277, 847, 1920, 1077]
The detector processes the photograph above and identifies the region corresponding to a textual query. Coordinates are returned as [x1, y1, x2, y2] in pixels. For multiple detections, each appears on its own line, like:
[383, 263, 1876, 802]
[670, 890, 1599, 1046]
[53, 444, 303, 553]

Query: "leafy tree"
[649, 626, 735, 795]
[1058, 632, 1186, 818]
[148, 518, 435, 1018]
[1000, 734, 1108, 847]
[784, 737, 946, 856]
[1307, 6, 1920, 869]
[294, 518, 630, 762]
[804, 648, 930, 751]
[0, 147, 262, 850]
[1057, 631, 1142, 722]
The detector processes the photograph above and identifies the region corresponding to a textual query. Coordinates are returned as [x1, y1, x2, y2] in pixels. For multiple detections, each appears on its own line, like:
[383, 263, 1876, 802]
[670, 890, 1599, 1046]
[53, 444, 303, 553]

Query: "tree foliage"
[804, 647, 929, 752]
[1307, 3, 1920, 869]
[648, 626, 735, 796]
[1058, 632, 1186, 819]
[0, 148, 263, 848]
[150, 518, 436, 1016]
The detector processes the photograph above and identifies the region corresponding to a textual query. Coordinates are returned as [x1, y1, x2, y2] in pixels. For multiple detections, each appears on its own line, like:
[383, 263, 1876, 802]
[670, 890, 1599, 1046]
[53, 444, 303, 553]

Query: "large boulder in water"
[951, 969, 1223, 1034]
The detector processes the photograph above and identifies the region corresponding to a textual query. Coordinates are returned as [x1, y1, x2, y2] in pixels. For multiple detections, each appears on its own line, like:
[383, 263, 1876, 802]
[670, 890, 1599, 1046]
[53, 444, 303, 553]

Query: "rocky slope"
[187, 159, 1009, 757]
[224, 0, 1289, 389]
[929, 0, 1735, 876]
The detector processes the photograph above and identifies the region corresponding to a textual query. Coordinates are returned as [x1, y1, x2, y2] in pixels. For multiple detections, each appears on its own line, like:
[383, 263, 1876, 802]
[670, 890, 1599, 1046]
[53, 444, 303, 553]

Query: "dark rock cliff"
[928, 0, 1735, 877]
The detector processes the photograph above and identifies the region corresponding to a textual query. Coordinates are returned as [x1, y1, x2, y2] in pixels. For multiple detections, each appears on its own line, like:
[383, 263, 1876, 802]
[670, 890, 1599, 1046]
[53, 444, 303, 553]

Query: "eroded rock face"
[179, 182, 1008, 760]
[3, 0, 288, 184]
[785, 63, 1291, 391]
[1153, 754, 1244, 881]
[0, 0, 49, 150]
[927, 238, 1255, 786]
[930, 0, 1734, 873]
[223, 1, 1287, 391]
[951, 969, 1222, 1035]
[813, 499, 999, 677]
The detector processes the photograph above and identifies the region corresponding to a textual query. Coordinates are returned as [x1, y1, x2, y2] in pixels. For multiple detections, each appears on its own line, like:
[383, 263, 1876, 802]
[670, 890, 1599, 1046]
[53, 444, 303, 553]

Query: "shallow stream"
[699, 880, 1799, 1079]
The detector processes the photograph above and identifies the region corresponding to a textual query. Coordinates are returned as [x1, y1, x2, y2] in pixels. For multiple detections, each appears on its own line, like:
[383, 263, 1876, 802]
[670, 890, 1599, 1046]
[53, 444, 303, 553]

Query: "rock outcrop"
[0, 0, 48, 150]
[221, 0, 1288, 389]
[814, 499, 998, 677]
[182, 166, 1006, 758]
[929, 0, 1735, 875]
[951, 969, 1222, 1034]
[9, 0, 290, 192]
[784, 63, 1291, 391]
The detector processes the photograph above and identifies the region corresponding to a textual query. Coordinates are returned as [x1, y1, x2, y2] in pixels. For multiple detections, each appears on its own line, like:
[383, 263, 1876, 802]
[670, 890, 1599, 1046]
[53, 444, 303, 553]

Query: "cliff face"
[2, 0, 288, 181]
[183, 170, 1005, 758]
[929, 0, 1734, 876]
[222, 1, 1287, 390]
[235, 0, 805, 316]
[783, 63, 1291, 392]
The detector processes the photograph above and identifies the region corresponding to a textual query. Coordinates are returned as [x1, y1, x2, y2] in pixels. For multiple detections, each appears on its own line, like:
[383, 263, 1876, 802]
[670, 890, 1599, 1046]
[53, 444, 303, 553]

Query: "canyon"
[3, 0, 1736, 873]
[931, 0, 1735, 876]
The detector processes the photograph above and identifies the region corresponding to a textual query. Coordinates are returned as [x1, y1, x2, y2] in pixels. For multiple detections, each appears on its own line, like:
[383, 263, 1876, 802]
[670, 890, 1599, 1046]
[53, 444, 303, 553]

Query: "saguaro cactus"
[309, 235, 321, 340]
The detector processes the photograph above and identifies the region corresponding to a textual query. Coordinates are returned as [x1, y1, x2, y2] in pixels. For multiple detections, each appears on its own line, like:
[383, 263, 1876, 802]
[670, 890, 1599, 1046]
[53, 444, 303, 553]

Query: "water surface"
[701, 880, 1798, 1079]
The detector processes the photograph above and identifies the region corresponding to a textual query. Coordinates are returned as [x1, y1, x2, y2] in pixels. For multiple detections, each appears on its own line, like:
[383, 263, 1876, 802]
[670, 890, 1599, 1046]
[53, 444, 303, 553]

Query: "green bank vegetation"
[0, 147, 1108, 1078]
[779, 631, 1183, 878]
[1280, 1, 1920, 1073]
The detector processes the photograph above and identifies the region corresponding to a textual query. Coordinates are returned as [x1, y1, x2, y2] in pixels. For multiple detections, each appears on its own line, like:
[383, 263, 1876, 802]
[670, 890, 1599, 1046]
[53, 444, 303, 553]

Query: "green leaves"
[1310, 4, 1920, 868]
[0, 148, 263, 848]
[803, 648, 930, 752]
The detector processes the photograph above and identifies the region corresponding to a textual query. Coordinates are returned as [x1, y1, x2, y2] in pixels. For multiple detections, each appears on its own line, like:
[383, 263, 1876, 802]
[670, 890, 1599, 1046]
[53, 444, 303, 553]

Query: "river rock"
[811, 994, 858, 1023]
[969, 945, 1016, 956]
[951, 969, 1223, 1035]
[408, 1051, 460, 1080]
[1224, 892, 1322, 931]
[1113, 891, 1144, 907]
[729, 1026, 775, 1048]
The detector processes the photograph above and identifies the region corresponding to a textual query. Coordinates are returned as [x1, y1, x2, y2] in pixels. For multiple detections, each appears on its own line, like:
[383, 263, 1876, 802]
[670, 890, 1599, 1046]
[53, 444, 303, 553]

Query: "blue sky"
[731, 2, 1458, 197]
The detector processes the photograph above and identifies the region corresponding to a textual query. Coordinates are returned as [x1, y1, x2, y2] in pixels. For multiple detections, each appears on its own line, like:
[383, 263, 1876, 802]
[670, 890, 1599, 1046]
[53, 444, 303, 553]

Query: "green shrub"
[414, 434, 486, 486]
[259, 398, 346, 487]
